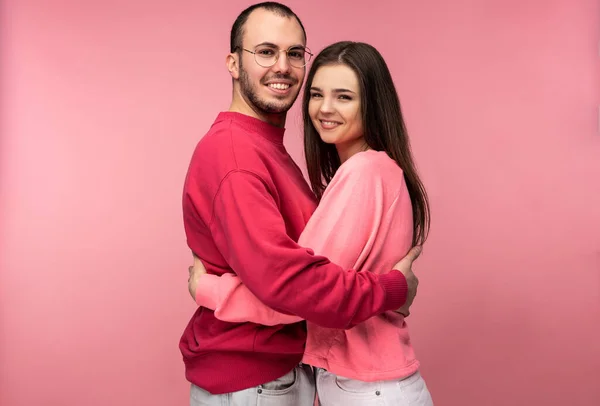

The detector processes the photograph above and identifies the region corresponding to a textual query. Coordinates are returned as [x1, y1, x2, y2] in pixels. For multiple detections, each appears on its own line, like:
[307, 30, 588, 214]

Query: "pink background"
[1, 0, 599, 405]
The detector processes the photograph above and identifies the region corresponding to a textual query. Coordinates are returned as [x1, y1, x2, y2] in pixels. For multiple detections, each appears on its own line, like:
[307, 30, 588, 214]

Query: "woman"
[190, 41, 433, 405]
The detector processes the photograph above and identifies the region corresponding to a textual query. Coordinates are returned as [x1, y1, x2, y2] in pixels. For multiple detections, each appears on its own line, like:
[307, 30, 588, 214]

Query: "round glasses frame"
[237, 45, 313, 68]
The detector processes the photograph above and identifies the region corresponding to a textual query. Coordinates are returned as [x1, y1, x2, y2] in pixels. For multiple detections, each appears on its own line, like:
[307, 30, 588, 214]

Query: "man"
[180, 2, 421, 405]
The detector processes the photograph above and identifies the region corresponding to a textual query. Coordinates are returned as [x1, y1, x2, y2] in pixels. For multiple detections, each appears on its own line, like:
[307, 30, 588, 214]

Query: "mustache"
[261, 74, 297, 85]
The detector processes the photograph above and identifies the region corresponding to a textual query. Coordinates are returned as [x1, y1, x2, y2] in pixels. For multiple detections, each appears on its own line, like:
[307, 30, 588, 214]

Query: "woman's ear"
[226, 53, 240, 80]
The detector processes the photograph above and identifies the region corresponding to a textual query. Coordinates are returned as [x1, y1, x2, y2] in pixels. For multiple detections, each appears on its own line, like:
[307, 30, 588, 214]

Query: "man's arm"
[192, 162, 402, 325]
[191, 249, 421, 324]
[194, 169, 407, 329]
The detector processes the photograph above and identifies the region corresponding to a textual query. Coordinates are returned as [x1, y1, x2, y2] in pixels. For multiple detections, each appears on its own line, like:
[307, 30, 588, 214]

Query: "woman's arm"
[193, 269, 302, 325]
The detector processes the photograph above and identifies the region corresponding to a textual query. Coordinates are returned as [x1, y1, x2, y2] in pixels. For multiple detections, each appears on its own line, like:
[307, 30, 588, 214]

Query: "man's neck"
[229, 93, 286, 128]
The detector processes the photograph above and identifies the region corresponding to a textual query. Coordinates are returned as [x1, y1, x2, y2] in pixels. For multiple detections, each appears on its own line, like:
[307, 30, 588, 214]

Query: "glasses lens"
[287, 46, 309, 68]
[253, 45, 278, 67]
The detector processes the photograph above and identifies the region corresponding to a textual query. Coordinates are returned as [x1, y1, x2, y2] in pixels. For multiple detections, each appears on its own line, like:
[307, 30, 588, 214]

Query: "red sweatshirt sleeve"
[205, 169, 406, 329]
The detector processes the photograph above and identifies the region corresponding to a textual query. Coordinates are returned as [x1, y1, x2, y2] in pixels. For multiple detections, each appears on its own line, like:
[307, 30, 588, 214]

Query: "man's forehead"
[243, 9, 305, 48]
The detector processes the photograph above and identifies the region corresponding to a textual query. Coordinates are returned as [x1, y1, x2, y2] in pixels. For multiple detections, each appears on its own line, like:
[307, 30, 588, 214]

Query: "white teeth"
[322, 121, 339, 126]
[268, 83, 290, 90]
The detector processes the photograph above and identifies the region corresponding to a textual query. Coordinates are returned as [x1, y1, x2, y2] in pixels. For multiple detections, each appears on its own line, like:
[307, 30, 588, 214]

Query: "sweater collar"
[216, 112, 286, 144]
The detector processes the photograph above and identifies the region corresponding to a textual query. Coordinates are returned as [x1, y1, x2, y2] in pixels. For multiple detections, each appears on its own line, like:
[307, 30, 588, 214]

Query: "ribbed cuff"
[378, 270, 408, 311]
[195, 275, 222, 309]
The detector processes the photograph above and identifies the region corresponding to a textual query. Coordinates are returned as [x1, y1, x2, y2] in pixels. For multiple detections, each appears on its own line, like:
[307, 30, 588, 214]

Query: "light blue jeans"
[190, 363, 315, 406]
[190, 364, 434, 406]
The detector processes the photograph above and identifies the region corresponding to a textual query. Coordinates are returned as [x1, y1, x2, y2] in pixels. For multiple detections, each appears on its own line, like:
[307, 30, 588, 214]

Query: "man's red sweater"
[180, 112, 407, 394]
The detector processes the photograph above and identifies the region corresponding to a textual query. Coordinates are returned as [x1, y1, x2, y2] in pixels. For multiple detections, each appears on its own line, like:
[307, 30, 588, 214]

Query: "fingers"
[193, 256, 205, 268]
[406, 245, 422, 261]
[394, 246, 422, 270]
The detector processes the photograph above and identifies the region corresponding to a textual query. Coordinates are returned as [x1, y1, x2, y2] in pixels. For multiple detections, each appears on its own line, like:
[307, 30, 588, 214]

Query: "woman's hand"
[188, 254, 207, 302]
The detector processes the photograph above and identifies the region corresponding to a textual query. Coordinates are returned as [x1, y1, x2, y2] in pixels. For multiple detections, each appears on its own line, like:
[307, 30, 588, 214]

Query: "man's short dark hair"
[230, 2, 307, 52]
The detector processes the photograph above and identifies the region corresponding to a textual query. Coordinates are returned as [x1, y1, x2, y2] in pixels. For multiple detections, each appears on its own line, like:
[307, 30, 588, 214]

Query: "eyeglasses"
[237, 44, 313, 68]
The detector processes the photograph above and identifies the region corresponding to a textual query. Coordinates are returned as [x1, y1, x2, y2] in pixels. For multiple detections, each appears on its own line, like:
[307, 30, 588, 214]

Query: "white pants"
[315, 368, 434, 406]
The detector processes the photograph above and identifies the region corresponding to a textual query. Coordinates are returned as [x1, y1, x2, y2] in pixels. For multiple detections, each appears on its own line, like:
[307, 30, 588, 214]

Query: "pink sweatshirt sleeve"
[196, 273, 301, 325]
[195, 152, 404, 326]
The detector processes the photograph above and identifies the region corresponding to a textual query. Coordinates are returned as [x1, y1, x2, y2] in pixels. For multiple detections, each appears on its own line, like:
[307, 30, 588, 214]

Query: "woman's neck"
[336, 139, 370, 163]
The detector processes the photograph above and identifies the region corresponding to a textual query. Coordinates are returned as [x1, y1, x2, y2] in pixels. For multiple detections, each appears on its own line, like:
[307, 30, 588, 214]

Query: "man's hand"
[188, 254, 207, 301]
[392, 245, 422, 317]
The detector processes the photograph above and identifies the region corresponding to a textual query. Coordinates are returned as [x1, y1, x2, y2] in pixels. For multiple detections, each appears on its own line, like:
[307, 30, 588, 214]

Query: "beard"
[238, 59, 299, 115]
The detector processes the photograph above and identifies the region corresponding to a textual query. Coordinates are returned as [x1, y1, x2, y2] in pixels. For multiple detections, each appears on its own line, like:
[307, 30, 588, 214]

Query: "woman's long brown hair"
[302, 41, 430, 246]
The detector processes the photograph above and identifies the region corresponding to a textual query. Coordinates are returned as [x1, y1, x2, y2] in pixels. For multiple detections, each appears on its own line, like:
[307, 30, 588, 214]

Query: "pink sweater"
[195, 150, 420, 381]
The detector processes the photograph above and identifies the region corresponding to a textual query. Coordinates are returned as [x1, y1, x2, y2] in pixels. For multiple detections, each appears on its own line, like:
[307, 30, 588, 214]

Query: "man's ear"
[226, 53, 240, 80]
